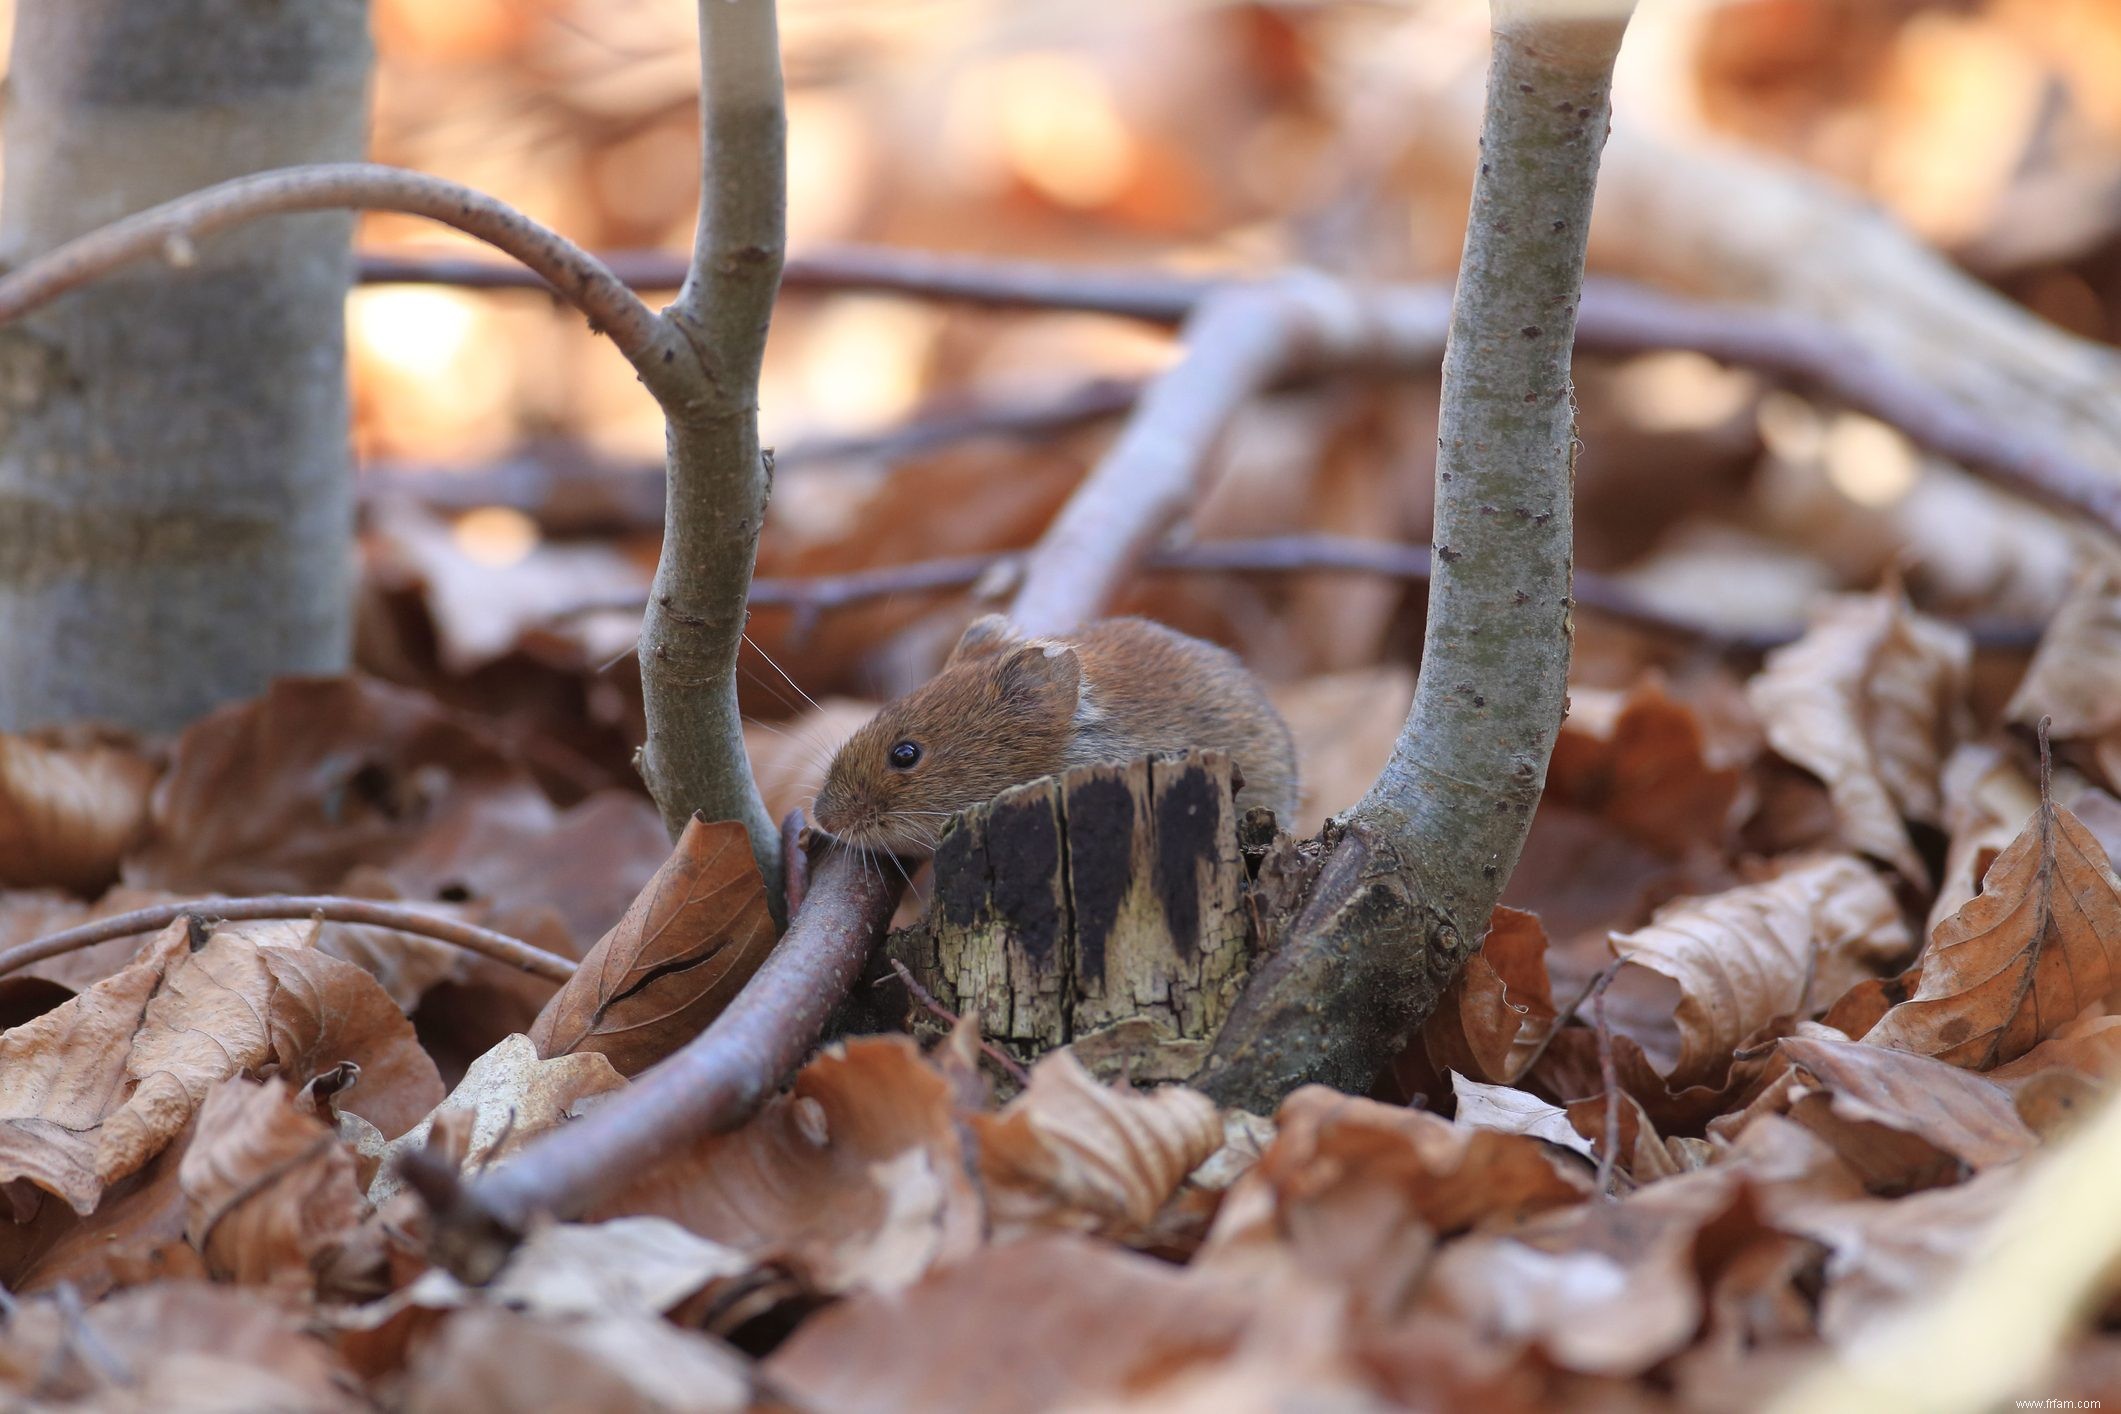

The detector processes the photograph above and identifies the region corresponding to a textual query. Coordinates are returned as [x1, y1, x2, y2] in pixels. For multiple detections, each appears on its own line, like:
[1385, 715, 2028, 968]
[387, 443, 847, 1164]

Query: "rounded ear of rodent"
[994, 641, 1082, 711]
[949, 613, 1022, 665]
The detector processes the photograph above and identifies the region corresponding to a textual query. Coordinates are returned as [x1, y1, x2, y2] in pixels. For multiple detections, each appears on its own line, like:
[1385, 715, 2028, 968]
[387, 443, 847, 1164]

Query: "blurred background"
[12, 0, 2121, 828]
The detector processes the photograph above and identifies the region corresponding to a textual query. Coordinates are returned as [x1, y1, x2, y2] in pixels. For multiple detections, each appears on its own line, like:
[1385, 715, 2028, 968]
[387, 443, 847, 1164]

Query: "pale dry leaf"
[595, 1035, 979, 1296]
[0, 730, 158, 893]
[1422, 906, 1556, 1085]
[1779, 1034, 2035, 1188]
[767, 1234, 1252, 1414]
[1449, 1073, 1596, 1164]
[401, 1305, 754, 1414]
[1774, 1163, 2024, 1342]
[180, 1077, 366, 1291]
[95, 924, 443, 1193]
[1927, 742, 2040, 935]
[372, 499, 652, 674]
[0, 921, 191, 1213]
[2007, 565, 2121, 739]
[1199, 1086, 1593, 1321]
[1424, 1165, 1763, 1377]
[1746, 589, 1971, 883]
[360, 1032, 626, 1206]
[363, 1216, 749, 1331]
[528, 816, 776, 1077]
[969, 1050, 1222, 1237]
[0, 1280, 361, 1409]
[1864, 794, 2121, 1069]
[1607, 855, 1912, 1088]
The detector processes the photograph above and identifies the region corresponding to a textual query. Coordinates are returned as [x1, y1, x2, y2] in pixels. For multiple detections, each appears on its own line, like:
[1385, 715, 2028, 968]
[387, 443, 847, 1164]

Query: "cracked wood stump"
[887, 750, 1267, 1081]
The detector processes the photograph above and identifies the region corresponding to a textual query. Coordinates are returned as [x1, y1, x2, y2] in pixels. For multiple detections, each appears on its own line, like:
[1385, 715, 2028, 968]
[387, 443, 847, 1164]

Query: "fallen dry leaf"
[401, 1305, 755, 1414]
[1927, 742, 2040, 934]
[372, 499, 651, 674]
[1607, 855, 1911, 1088]
[4, 1139, 199, 1299]
[97, 921, 443, 1190]
[1547, 678, 1750, 858]
[1423, 1164, 1774, 1377]
[0, 1280, 361, 1409]
[1775, 1163, 2025, 1342]
[969, 1049, 1222, 1238]
[357, 1032, 627, 1206]
[1746, 588, 1970, 883]
[0, 922, 192, 1213]
[0, 729, 158, 893]
[0, 912, 438, 1214]
[1199, 1086, 1593, 1325]
[596, 1035, 980, 1295]
[1450, 1073, 1596, 1164]
[1777, 1034, 2035, 1190]
[125, 676, 543, 895]
[766, 1233, 1252, 1414]
[1421, 906, 1557, 1086]
[2007, 565, 2121, 741]
[180, 1077, 367, 1291]
[528, 815, 776, 1077]
[385, 788, 670, 953]
[1864, 789, 2121, 1069]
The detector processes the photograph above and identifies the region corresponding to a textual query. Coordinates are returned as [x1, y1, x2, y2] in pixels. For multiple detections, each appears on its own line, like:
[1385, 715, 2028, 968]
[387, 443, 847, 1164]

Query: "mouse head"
[813, 615, 1082, 856]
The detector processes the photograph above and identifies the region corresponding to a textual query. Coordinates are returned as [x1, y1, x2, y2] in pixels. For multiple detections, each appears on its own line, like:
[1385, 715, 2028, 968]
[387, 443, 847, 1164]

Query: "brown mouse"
[813, 614, 1299, 856]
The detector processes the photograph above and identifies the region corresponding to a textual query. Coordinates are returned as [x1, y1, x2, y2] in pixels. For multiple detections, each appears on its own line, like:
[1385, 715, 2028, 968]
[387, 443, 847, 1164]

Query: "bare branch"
[0, 896, 575, 982]
[1200, 4, 1637, 1109]
[1010, 276, 1455, 632]
[460, 845, 901, 1235]
[359, 378, 1143, 536]
[634, 0, 787, 896]
[355, 240, 2121, 544]
[555, 535, 1832, 651]
[0, 164, 677, 372]
[360, 244, 1209, 322]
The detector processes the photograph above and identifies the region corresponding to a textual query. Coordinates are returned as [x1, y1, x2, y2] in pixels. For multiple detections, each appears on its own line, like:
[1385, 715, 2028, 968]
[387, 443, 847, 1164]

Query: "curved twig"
[463, 845, 902, 1234]
[0, 896, 576, 982]
[0, 164, 677, 372]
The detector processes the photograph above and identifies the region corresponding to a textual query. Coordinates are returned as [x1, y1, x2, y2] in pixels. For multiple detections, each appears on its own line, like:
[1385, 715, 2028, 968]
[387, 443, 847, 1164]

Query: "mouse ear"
[949, 613, 1023, 665]
[995, 641, 1082, 711]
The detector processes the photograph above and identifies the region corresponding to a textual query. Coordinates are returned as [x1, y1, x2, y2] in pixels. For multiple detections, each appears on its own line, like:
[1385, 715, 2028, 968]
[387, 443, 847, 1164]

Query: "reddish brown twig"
[458, 846, 902, 1237]
[885, 956, 1033, 1087]
[0, 895, 576, 982]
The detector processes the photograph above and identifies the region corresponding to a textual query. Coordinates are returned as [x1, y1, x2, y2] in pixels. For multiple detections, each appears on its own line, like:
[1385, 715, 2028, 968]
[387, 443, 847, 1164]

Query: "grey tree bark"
[0, 0, 371, 733]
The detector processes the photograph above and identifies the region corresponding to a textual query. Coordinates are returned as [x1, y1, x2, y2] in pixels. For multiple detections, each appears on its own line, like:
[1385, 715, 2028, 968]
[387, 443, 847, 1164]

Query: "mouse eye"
[888, 740, 922, 771]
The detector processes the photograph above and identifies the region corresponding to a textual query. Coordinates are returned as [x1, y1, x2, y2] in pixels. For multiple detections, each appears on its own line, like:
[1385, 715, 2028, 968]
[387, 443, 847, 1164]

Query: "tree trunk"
[0, 0, 371, 733]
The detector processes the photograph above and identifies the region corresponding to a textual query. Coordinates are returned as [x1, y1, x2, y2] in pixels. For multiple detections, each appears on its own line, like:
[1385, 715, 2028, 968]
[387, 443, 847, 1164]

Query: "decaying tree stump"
[887, 750, 1267, 1081]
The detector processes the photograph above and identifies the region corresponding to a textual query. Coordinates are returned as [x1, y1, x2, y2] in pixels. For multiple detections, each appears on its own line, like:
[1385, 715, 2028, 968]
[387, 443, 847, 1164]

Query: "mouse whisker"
[743, 632, 826, 716]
